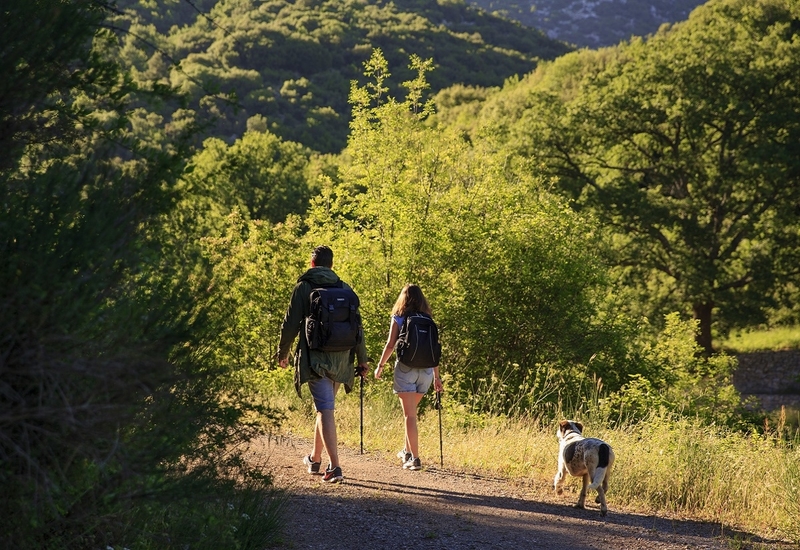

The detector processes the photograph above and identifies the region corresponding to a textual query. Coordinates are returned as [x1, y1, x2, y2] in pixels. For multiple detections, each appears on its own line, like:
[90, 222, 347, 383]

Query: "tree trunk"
[692, 302, 714, 355]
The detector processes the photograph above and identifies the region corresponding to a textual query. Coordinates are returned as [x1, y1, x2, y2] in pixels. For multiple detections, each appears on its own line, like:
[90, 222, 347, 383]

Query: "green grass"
[721, 325, 800, 353]
[261, 367, 800, 545]
[123, 482, 286, 550]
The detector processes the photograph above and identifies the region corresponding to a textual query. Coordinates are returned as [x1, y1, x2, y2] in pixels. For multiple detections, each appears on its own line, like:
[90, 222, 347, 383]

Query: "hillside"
[113, 0, 572, 153]
[466, 0, 706, 47]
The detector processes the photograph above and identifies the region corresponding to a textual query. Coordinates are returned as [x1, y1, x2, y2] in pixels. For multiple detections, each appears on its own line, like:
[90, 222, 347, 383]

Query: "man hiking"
[278, 245, 369, 482]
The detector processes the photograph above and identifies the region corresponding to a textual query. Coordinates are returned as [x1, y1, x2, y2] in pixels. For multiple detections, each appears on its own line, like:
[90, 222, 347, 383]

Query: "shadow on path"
[259, 437, 790, 550]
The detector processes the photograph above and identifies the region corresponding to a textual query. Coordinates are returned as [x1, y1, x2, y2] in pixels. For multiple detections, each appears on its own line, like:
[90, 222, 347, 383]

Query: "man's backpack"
[395, 313, 441, 368]
[305, 282, 362, 352]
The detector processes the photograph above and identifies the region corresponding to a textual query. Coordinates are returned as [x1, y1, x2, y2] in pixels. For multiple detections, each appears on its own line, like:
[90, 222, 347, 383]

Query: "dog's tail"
[588, 443, 611, 491]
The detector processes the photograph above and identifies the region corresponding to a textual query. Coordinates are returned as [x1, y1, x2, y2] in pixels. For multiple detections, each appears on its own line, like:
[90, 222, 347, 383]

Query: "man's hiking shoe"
[303, 454, 322, 475]
[322, 465, 343, 483]
[397, 449, 412, 465]
[403, 456, 422, 471]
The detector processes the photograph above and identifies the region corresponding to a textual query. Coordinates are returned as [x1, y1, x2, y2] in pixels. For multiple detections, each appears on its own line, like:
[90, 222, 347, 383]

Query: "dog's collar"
[559, 431, 583, 444]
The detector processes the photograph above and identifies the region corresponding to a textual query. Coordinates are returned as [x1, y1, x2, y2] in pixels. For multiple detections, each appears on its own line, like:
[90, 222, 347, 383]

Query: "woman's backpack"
[395, 313, 441, 368]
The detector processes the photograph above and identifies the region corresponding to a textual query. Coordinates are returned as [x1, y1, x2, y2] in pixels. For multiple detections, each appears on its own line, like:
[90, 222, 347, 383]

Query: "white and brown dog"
[554, 420, 615, 517]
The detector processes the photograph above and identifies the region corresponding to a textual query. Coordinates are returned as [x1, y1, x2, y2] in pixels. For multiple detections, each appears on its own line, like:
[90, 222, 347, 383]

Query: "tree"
[1, 1, 282, 546]
[0, 0, 116, 171]
[505, 0, 800, 352]
[303, 50, 637, 414]
[180, 129, 313, 230]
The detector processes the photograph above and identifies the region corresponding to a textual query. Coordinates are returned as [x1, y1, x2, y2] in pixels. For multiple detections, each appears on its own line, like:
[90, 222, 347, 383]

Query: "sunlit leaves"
[179, 130, 312, 235]
[301, 51, 631, 414]
[475, 0, 800, 350]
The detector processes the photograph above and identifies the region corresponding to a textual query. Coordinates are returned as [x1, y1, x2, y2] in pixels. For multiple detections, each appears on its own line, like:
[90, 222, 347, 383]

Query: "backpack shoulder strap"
[312, 280, 343, 289]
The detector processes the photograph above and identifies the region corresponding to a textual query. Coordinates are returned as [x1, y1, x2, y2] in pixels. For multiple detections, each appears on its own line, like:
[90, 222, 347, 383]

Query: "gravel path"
[250, 435, 790, 550]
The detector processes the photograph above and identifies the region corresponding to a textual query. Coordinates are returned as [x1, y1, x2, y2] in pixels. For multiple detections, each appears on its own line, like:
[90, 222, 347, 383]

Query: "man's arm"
[277, 282, 306, 366]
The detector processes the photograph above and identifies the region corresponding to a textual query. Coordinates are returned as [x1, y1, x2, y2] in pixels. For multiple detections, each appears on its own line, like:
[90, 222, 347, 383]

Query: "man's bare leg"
[310, 415, 324, 463]
[318, 409, 339, 468]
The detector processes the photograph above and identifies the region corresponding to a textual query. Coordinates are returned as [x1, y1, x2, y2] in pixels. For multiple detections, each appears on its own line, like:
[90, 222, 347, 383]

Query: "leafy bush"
[1, 2, 285, 546]
[599, 314, 757, 428]
[299, 51, 637, 416]
[179, 130, 314, 235]
[199, 211, 305, 376]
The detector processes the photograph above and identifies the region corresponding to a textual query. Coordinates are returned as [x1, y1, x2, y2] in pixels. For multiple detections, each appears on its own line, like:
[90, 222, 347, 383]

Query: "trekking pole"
[357, 358, 373, 455]
[360, 372, 364, 454]
[435, 391, 443, 467]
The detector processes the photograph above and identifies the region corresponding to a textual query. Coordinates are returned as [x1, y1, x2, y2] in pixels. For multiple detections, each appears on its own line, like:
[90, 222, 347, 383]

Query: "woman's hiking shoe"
[397, 449, 412, 465]
[322, 465, 343, 483]
[403, 456, 422, 471]
[303, 454, 322, 475]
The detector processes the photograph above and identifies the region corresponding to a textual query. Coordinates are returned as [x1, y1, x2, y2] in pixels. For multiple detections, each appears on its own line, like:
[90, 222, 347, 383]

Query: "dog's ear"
[558, 420, 570, 433]
[574, 421, 584, 433]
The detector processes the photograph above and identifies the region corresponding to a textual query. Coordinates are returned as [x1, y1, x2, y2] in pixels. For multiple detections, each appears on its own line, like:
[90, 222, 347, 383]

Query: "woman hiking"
[374, 284, 443, 470]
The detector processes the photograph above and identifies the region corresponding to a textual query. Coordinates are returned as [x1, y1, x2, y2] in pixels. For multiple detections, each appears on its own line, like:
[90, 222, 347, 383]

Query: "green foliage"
[110, 0, 572, 153]
[119, 473, 285, 550]
[303, 50, 637, 416]
[0, 0, 119, 172]
[180, 130, 314, 235]
[199, 211, 305, 374]
[459, 0, 800, 352]
[600, 314, 752, 428]
[0, 2, 283, 547]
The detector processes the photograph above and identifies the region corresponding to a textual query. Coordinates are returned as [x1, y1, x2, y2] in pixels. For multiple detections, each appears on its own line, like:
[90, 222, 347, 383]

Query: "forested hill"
[114, 0, 571, 153]
[466, 0, 706, 48]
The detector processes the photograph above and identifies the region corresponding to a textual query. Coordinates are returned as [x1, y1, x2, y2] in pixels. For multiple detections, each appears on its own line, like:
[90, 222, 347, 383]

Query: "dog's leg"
[595, 484, 608, 517]
[595, 470, 609, 499]
[588, 444, 611, 491]
[554, 462, 567, 495]
[573, 473, 589, 509]
[588, 465, 607, 491]
[602, 460, 612, 495]
[594, 456, 613, 516]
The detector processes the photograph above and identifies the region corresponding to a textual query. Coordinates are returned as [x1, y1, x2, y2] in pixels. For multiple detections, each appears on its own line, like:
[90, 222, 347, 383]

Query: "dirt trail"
[250, 435, 789, 550]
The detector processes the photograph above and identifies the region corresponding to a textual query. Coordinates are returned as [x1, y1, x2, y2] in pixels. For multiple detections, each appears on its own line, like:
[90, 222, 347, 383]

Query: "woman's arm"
[374, 319, 400, 379]
[433, 366, 443, 393]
